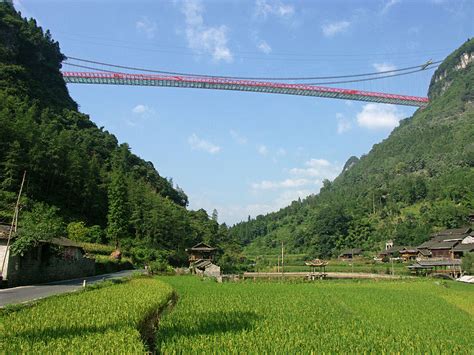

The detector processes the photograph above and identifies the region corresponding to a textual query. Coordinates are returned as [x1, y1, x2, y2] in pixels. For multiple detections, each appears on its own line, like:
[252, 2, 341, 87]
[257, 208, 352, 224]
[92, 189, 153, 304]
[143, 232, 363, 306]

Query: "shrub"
[148, 259, 174, 275]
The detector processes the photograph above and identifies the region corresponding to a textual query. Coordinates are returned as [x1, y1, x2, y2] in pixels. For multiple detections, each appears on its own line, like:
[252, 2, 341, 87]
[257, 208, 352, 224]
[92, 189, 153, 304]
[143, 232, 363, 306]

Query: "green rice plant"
[1, 278, 173, 353]
[156, 276, 474, 353]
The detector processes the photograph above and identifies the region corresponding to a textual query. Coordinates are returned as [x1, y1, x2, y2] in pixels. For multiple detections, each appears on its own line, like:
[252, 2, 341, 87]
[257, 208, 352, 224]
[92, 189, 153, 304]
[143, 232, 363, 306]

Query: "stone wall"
[4, 242, 95, 287]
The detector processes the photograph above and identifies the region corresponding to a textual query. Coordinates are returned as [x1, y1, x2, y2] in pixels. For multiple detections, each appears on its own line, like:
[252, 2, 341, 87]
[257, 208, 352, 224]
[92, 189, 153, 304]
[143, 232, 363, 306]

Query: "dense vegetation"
[231, 39, 474, 258]
[0, 4, 240, 267]
[157, 277, 473, 353]
[0, 277, 173, 353]
[1, 3, 473, 267]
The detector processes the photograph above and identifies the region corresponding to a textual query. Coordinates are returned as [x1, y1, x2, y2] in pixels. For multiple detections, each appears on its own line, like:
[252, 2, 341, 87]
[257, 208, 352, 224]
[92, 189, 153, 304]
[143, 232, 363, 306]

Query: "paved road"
[0, 269, 142, 307]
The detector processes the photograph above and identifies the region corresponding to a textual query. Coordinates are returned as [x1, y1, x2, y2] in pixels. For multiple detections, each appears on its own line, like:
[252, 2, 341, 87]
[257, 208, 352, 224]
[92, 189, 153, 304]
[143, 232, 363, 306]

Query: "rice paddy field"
[251, 254, 410, 275]
[157, 276, 474, 353]
[0, 278, 173, 353]
[1, 275, 473, 353]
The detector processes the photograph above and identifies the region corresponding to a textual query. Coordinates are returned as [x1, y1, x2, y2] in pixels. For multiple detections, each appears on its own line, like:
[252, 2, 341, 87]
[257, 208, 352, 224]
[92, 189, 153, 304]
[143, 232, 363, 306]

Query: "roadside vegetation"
[0, 277, 173, 353]
[157, 276, 474, 353]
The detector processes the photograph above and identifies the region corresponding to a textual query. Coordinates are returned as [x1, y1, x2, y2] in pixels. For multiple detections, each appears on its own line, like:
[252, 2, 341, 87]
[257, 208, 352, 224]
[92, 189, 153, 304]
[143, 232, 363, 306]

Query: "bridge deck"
[62, 71, 429, 107]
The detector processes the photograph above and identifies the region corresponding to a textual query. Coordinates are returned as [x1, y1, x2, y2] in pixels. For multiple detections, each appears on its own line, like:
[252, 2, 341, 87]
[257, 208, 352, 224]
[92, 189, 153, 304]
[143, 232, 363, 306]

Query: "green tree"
[10, 202, 64, 256]
[1, 140, 22, 191]
[107, 169, 129, 245]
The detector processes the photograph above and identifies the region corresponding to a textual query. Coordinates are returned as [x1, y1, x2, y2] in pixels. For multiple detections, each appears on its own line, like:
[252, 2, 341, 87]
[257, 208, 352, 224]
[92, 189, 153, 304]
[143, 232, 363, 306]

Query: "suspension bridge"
[61, 58, 440, 107]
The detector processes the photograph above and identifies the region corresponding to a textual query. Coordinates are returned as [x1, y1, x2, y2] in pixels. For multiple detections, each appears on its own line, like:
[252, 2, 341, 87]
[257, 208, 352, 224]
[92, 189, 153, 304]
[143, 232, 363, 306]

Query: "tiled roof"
[453, 243, 474, 252]
[339, 248, 362, 256]
[186, 242, 217, 252]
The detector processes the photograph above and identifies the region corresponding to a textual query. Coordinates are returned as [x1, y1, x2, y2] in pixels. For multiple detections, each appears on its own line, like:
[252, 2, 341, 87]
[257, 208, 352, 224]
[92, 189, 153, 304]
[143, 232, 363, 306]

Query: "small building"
[416, 227, 473, 259]
[378, 246, 417, 261]
[0, 224, 95, 287]
[339, 248, 362, 260]
[185, 242, 217, 263]
[408, 259, 462, 278]
[186, 242, 221, 278]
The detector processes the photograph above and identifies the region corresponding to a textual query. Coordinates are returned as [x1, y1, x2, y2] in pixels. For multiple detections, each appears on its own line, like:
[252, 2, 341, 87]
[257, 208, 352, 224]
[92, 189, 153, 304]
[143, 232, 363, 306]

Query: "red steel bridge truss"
[61, 71, 429, 107]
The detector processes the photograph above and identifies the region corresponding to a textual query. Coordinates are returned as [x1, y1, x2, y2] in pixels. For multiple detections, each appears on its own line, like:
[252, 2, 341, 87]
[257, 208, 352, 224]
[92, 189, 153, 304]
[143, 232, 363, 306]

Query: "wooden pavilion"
[185, 242, 217, 263]
[305, 259, 328, 280]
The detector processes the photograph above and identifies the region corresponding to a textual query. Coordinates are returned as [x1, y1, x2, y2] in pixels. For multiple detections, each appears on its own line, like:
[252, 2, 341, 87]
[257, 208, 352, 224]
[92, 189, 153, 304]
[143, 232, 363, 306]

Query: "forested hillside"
[0, 4, 236, 266]
[231, 38, 474, 257]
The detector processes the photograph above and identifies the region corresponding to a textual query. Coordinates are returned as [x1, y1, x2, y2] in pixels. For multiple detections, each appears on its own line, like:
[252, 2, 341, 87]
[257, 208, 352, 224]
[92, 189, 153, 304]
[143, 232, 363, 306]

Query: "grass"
[156, 276, 474, 353]
[0, 277, 173, 353]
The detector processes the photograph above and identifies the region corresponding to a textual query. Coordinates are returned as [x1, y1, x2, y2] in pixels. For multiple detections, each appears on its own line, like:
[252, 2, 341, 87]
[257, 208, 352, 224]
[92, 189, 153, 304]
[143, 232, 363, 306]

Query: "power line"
[65, 56, 441, 81]
[61, 62, 438, 86]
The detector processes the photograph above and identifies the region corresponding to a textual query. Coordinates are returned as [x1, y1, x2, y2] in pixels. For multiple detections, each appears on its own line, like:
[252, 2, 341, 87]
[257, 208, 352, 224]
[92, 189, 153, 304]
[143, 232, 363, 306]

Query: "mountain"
[0, 4, 231, 265]
[231, 38, 474, 257]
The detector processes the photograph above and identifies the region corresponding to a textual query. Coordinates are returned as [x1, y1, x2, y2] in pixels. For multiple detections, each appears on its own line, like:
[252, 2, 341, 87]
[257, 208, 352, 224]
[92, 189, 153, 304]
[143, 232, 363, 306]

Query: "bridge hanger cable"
[64, 56, 442, 81]
[62, 62, 439, 86]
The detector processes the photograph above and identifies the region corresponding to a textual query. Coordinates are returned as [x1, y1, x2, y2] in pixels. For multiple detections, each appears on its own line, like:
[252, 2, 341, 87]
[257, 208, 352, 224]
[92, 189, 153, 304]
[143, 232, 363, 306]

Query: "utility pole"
[351, 247, 354, 274]
[281, 241, 284, 274]
[1, 171, 26, 279]
[277, 255, 280, 273]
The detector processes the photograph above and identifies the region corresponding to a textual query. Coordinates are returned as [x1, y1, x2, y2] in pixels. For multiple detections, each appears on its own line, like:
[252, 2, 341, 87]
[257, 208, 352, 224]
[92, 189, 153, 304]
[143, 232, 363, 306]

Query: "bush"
[67, 221, 89, 242]
[148, 259, 174, 275]
[461, 253, 474, 275]
[10, 202, 64, 256]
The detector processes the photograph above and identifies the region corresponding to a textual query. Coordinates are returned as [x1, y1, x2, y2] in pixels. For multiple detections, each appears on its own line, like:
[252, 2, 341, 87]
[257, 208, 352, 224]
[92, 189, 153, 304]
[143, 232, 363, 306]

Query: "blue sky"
[14, 0, 473, 224]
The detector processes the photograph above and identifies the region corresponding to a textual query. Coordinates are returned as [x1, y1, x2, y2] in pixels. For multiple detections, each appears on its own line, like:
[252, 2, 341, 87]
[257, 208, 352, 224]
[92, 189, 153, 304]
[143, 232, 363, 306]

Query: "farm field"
[157, 276, 474, 353]
[250, 254, 410, 275]
[0, 277, 173, 353]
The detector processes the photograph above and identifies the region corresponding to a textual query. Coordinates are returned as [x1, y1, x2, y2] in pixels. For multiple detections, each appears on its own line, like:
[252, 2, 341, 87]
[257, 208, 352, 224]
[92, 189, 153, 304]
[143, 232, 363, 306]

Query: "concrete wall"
[204, 264, 221, 278]
[4, 242, 95, 287]
[0, 241, 9, 277]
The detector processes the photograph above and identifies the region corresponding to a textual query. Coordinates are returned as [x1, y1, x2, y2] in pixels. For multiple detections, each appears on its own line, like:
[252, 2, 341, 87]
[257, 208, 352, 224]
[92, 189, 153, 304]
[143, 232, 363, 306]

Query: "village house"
[0, 224, 95, 287]
[338, 248, 363, 260]
[378, 246, 418, 261]
[186, 242, 217, 262]
[416, 227, 473, 259]
[186, 242, 221, 277]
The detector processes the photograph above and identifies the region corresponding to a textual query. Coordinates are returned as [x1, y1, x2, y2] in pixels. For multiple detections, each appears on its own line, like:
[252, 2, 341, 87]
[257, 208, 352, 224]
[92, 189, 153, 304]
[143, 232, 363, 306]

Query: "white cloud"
[357, 103, 404, 130]
[336, 113, 352, 134]
[255, 0, 295, 19]
[275, 189, 313, 207]
[136, 17, 157, 39]
[132, 104, 152, 115]
[372, 62, 397, 73]
[257, 40, 272, 54]
[276, 148, 286, 157]
[252, 178, 313, 190]
[230, 130, 247, 145]
[322, 21, 350, 37]
[127, 104, 155, 126]
[381, 0, 400, 14]
[253, 158, 341, 191]
[189, 156, 340, 224]
[188, 133, 221, 154]
[289, 158, 341, 180]
[257, 144, 269, 156]
[181, 0, 233, 62]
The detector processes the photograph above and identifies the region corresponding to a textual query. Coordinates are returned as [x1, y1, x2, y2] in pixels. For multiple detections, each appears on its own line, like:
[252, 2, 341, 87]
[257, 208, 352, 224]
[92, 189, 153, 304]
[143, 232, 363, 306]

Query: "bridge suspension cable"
[64, 56, 441, 82]
[62, 61, 439, 87]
